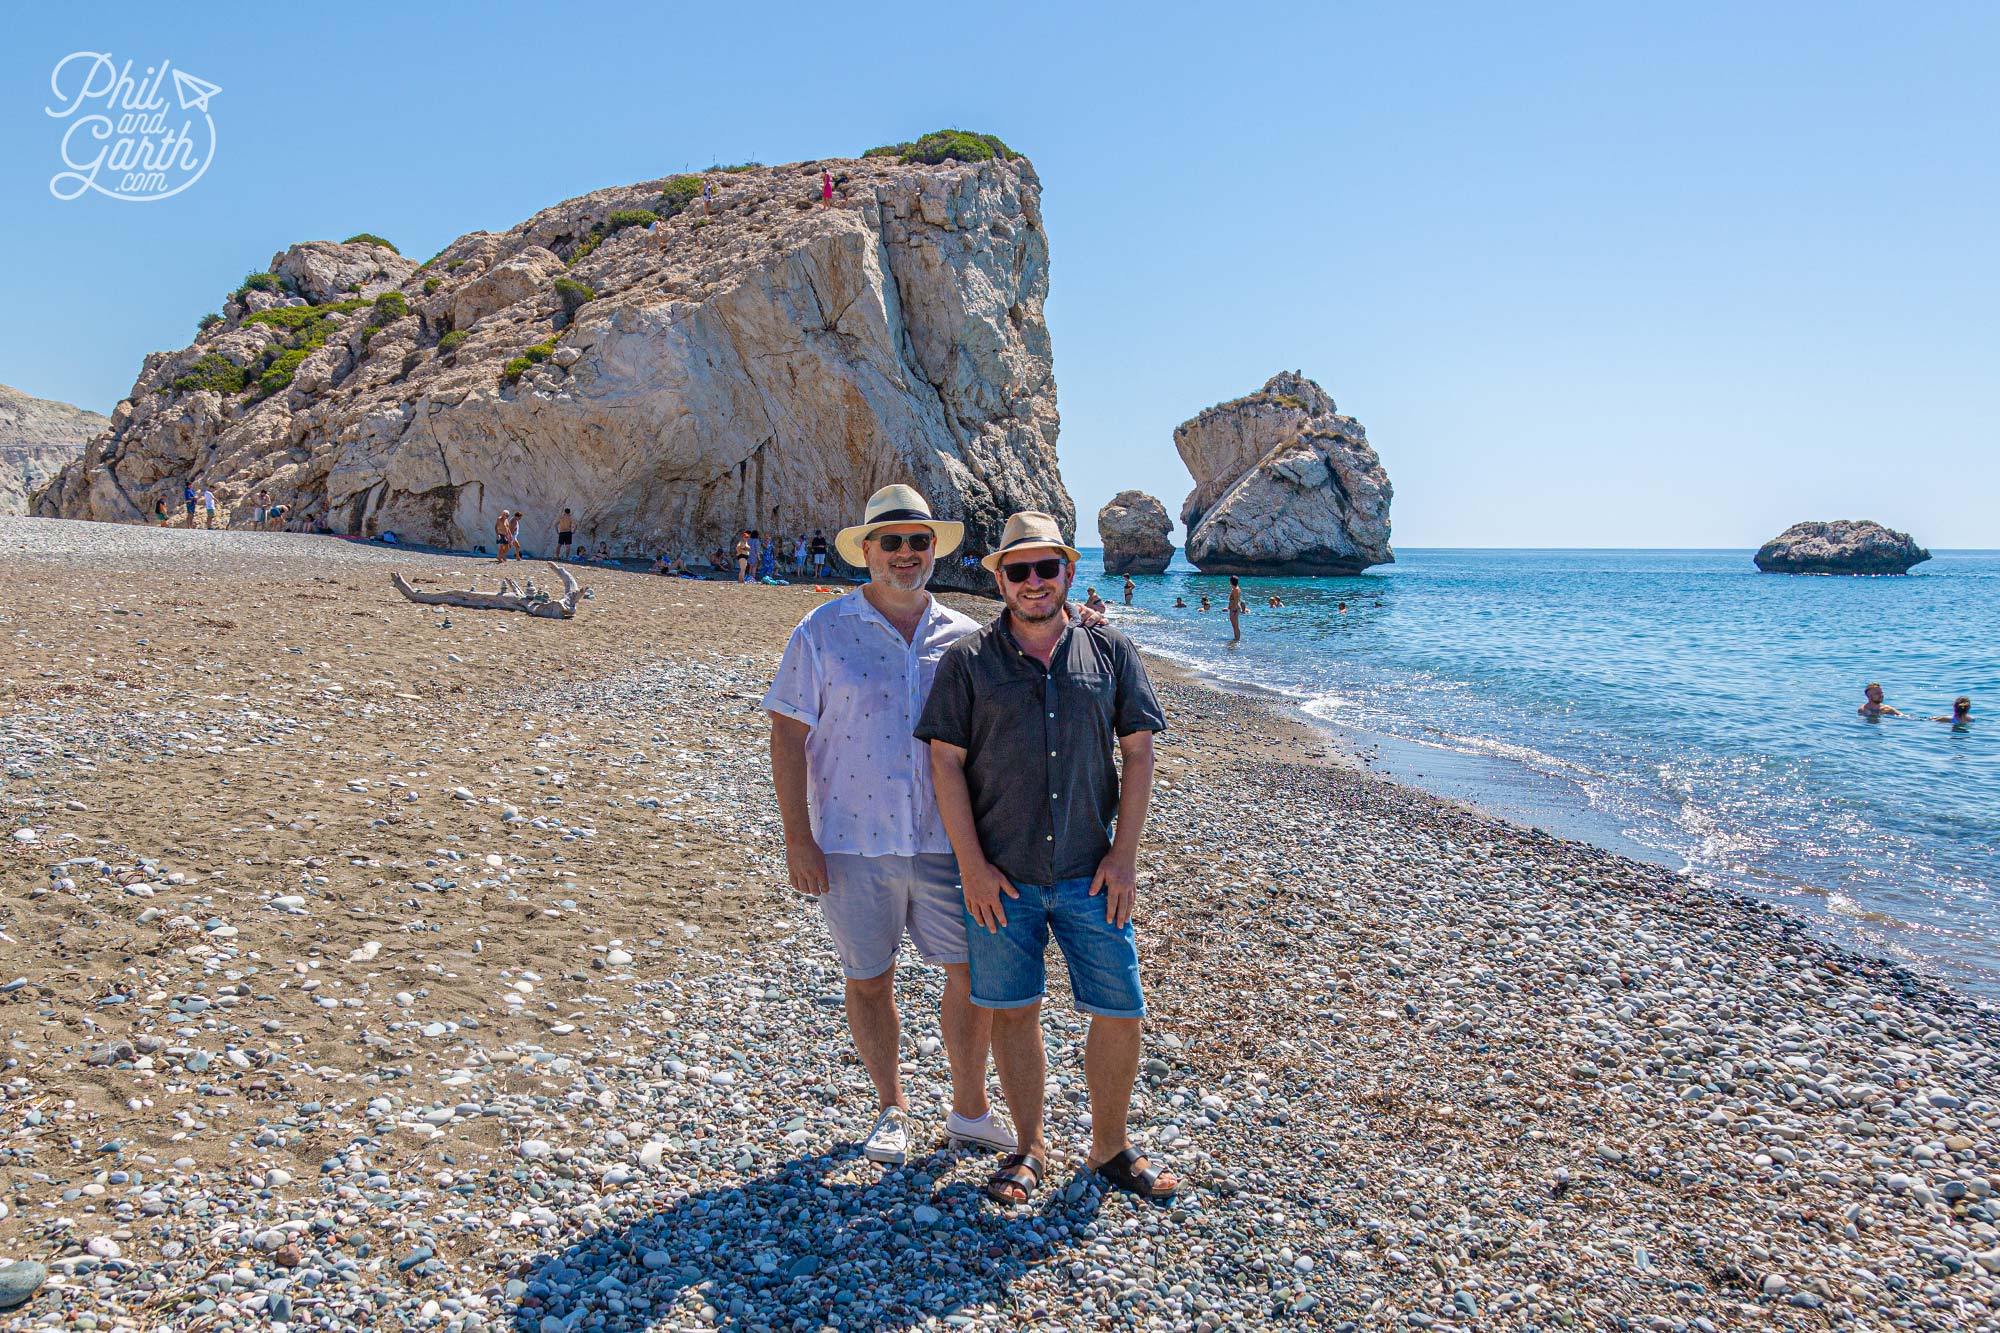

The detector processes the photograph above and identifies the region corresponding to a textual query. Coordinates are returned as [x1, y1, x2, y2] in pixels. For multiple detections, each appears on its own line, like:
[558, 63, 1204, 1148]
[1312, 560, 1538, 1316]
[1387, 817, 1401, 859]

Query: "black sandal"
[1092, 1146, 1179, 1201]
[983, 1152, 1045, 1205]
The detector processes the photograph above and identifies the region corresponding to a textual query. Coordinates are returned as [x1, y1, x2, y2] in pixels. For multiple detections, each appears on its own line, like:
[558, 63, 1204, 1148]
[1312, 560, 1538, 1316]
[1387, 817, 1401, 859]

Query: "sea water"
[1073, 548, 2000, 998]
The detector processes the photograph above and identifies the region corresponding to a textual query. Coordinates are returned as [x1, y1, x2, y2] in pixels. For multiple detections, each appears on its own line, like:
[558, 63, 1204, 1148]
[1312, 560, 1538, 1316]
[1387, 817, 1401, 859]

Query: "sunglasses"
[1001, 557, 1067, 583]
[872, 532, 932, 553]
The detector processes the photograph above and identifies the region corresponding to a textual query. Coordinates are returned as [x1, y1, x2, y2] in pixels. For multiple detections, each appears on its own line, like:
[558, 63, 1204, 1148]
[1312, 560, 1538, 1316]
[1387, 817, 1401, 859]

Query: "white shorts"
[819, 853, 969, 979]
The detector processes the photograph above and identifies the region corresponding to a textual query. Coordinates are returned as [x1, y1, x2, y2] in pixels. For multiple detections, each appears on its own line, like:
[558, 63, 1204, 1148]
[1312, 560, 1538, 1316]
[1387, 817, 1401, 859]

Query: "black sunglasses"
[872, 532, 933, 553]
[1001, 557, 1067, 583]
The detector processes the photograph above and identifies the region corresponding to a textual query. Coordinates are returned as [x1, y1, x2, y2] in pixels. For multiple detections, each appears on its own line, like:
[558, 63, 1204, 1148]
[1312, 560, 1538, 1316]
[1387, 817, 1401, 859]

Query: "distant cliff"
[0, 384, 108, 516]
[1173, 371, 1392, 575]
[34, 142, 1071, 578]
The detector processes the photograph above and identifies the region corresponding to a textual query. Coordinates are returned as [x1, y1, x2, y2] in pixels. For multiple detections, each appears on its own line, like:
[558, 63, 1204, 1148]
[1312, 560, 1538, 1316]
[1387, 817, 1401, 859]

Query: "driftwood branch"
[391, 562, 588, 619]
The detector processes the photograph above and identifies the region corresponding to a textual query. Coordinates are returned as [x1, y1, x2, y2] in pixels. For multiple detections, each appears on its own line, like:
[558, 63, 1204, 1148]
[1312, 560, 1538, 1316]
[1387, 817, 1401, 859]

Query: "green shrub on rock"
[866, 129, 1013, 165]
[553, 278, 594, 320]
[197, 312, 224, 335]
[258, 347, 311, 396]
[370, 291, 408, 326]
[437, 330, 468, 357]
[230, 271, 284, 303]
[608, 208, 659, 231]
[170, 353, 247, 395]
[658, 175, 703, 217]
[423, 277, 441, 294]
[343, 233, 399, 253]
[501, 356, 534, 383]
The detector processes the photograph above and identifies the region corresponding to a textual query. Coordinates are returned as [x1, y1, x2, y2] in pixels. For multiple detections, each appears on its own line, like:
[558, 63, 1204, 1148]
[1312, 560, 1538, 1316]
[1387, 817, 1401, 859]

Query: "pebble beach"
[2, 517, 1998, 1332]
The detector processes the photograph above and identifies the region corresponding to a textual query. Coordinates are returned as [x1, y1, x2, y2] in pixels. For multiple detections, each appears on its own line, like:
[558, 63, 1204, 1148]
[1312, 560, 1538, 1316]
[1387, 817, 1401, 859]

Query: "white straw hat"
[833, 485, 964, 566]
[979, 511, 1083, 571]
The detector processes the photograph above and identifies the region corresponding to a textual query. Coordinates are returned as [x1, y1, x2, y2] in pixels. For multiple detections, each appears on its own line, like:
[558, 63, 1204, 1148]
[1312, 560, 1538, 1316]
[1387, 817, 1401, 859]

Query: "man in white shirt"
[763, 485, 1016, 1166]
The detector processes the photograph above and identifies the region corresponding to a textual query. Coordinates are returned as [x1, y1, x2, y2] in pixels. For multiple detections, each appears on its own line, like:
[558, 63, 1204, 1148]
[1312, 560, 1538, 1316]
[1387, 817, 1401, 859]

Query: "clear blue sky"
[4, 2, 1994, 547]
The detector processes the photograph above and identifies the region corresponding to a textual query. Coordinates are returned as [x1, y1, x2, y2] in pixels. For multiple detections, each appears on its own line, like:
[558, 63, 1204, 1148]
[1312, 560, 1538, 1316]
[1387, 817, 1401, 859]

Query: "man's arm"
[929, 739, 1018, 932]
[1090, 730, 1157, 927]
[768, 714, 828, 895]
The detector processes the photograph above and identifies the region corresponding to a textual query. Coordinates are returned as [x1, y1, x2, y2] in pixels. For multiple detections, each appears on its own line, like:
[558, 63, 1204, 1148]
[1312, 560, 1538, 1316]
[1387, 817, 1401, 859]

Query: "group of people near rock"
[732, 529, 831, 583]
[153, 484, 299, 532]
[1859, 683, 1975, 725]
[763, 485, 1178, 1205]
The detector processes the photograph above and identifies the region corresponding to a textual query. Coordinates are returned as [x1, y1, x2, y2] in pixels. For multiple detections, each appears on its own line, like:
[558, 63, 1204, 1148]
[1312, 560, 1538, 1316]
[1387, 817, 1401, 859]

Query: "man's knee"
[990, 1001, 1042, 1029]
[846, 969, 896, 1003]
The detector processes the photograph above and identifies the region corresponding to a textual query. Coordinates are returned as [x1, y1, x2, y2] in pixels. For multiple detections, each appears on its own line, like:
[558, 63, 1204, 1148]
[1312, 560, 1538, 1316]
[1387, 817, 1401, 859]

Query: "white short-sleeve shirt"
[762, 588, 979, 857]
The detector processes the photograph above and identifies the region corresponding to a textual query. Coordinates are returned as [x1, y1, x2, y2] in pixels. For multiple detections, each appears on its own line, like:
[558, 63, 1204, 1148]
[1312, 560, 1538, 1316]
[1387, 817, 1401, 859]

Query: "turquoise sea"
[1073, 548, 2000, 1000]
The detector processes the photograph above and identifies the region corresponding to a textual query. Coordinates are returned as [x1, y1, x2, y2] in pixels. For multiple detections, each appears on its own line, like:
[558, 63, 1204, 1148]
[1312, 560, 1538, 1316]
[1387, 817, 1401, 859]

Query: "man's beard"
[1008, 589, 1067, 622]
[875, 563, 929, 591]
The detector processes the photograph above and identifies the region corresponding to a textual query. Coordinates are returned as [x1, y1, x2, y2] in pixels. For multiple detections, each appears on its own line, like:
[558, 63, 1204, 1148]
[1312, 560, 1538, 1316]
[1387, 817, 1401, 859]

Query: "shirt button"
[1051, 792, 1059, 799]
[1047, 712, 1055, 718]
[1045, 834, 1053, 841]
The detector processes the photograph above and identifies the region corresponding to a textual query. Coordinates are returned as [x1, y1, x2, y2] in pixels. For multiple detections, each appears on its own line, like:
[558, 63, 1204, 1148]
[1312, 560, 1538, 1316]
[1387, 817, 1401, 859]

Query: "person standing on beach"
[763, 485, 1015, 1167]
[810, 529, 829, 578]
[494, 511, 514, 563]
[1227, 576, 1244, 643]
[557, 509, 575, 559]
[153, 497, 170, 524]
[200, 488, 217, 530]
[254, 489, 271, 528]
[735, 531, 752, 582]
[793, 532, 810, 577]
[919, 510, 1177, 1207]
[1859, 683, 1903, 718]
[1122, 575, 1135, 606]
[183, 483, 198, 527]
[823, 169, 834, 205]
[748, 531, 766, 581]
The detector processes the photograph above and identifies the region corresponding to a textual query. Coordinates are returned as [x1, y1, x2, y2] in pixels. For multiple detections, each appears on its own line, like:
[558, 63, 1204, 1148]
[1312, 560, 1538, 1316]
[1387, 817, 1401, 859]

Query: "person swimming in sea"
[1266, 595, 1283, 608]
[1173, 596, 1187, 608]
[1198, 595, 1211, 612]
[1933, 696, 1973, 725]
[1337, 600, 1348, 614]
[1858, 683, 1903, 718]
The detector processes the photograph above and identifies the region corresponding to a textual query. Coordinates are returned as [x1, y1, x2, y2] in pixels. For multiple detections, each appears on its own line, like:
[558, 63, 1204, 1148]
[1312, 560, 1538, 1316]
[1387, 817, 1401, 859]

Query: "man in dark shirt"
[918, 511, 1177, 1206]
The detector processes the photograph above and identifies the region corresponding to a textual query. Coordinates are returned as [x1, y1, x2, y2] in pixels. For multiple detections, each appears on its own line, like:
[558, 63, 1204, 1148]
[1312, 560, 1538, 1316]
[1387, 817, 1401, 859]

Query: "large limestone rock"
[0, 383, 109, 515]
[35, 154, 1070, 582]
[1173, 371, 1392, 575]
[1754, 520, 1931, 575]
[1097, 490, 1173, 573]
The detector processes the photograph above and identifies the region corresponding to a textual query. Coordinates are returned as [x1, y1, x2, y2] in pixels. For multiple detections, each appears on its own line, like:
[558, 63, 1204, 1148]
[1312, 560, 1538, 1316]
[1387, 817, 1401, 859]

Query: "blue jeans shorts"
[964, 875, 1145, 1019]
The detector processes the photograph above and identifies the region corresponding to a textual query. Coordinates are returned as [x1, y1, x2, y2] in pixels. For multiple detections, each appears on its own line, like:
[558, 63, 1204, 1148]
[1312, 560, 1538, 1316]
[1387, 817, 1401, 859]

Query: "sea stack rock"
[1, 384, 108, 516]
[1173, 371, 1392, 575]
[1097, 490, 1173, 573]
[32, 147, 1070, 586]
[1753, 520, 1931, 576]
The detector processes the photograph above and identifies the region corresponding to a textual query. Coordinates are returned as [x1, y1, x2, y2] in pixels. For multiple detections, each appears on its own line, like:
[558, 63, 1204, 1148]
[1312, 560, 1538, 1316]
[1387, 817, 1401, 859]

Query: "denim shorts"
[964, 875, 1145, 1019]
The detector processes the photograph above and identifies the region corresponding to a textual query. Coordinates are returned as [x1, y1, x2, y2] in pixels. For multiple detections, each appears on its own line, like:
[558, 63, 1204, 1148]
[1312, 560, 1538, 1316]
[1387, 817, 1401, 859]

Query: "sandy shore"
[1, 517, 1997, 1332]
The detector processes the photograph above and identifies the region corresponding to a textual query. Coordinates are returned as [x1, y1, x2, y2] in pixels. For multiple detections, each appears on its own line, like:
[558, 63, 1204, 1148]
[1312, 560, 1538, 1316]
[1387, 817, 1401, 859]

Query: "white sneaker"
[861, 1106, 909, 1166]
[946, 1107, 1018, 1153]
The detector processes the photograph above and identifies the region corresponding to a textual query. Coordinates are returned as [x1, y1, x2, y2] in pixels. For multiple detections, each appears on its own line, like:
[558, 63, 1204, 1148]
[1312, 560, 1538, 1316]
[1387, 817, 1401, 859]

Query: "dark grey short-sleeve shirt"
[915, 612, 1166, 886]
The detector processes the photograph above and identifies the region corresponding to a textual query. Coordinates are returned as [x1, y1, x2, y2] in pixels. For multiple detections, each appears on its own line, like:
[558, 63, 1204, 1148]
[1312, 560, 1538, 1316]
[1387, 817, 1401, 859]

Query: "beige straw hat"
[978, 511, 1083, 571]
[832, 484, 964, 567]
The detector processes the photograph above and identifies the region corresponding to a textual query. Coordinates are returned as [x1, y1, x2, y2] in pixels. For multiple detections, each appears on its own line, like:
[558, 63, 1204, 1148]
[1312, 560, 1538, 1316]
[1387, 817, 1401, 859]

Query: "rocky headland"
[1096, 489, 1174, 573]
[1173, 371, 1392, 575]
[1754, 520, 1933, 576]
[32, 138, 1069, 584]
[0, 384, 108, 516]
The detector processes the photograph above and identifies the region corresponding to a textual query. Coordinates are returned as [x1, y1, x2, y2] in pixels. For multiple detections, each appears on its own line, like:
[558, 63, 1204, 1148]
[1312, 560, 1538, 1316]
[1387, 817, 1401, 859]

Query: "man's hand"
[962, 859, 1020, 933]
[1089, 851, 1139, 928]
[786, 836, 830, 897]
[1075, 602, 1108, 628]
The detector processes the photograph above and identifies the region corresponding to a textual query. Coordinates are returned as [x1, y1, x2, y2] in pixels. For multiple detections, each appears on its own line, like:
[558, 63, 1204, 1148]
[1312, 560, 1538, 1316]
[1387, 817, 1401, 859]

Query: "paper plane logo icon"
[171, 68, 221, 112]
